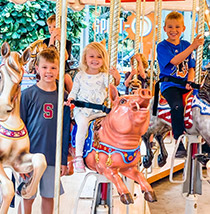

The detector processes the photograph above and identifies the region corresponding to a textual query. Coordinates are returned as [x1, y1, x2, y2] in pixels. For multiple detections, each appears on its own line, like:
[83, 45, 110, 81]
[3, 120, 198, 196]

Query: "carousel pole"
[149, 0, 158, 92]
[108, 0, 114, 57]
[107, 0, 121, 107]
[156, 0, 162, 80]
[94, 0, 98, 42]
[170, 2, 205, 212]
[195, 0, 205, 84]
[179, 1, 204, 214]
[95, 1, 121, 213]
[151, 0, 162, 170]
[191, 0, 196, 43]
[55, 0, 61, 50]
[54, 0, 68, 213]
[140, 0, 145, 54]
[124, 1, 142, 213]
[133, 0, 141, 77]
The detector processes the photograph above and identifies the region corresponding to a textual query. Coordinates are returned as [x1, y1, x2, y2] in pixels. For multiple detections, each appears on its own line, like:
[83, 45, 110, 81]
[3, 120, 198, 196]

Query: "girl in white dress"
[66, 42, 120, 172]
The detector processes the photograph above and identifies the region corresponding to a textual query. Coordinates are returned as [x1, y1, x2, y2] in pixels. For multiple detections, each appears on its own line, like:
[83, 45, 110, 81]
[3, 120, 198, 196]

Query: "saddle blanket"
[71, 121, 95, 158]
[157, 93, 193, 129]
[71, 121, 140, 164]
[192, 94, 210, 116]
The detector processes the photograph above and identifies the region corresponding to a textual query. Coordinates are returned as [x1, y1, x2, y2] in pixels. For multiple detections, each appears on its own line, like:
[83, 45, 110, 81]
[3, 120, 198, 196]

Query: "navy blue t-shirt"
[20, 84, 70, 166]
[157, 39, 196, 93]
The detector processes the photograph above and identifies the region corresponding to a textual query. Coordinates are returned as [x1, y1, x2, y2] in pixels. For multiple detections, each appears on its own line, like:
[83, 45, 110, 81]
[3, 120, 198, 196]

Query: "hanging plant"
[0, 0, 86, 54]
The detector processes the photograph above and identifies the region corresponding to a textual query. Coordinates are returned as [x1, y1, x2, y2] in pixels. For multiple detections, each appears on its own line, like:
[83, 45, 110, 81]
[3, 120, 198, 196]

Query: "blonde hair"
[164, 11, 184, 26]
[37, 46, 59, 65]
[139, 53, 148, 69]
[47, 14, 56, 25]
[80, 42, 109, 73]
[130, 53, 148, 69]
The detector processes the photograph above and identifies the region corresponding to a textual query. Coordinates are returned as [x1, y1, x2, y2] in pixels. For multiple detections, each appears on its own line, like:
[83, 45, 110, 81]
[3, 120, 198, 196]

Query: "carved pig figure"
[84, 85, 157, 204]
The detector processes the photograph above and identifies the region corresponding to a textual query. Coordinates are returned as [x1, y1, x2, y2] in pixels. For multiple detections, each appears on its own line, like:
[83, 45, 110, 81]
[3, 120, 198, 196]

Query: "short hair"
[36, 47, 59, 65]
[164, 11, 184, 26]
[47, 14, 56, 25]
[80, 42, 109, 73]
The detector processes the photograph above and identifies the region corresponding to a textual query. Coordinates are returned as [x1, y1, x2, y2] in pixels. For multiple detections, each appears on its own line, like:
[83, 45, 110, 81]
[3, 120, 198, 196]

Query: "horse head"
[198, 70, 210, 104]
[128, 78, 142, 94]
[0, 42, 31, 121]
[26, 40, 47, 74]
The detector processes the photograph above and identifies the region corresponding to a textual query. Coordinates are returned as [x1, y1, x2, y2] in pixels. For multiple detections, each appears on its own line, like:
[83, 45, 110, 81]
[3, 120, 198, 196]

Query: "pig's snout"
[139, 89, 152, 99]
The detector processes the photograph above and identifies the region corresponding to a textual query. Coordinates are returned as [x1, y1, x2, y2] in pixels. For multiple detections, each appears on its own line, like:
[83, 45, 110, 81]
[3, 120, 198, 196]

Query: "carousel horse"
[142, 70, 210, 169]
[0, 42, 47, 213]
[25, 40, 79, 82]
[71, 85, 157, 204]
[128, 52, 156, 92]
[25, 39, 47, 74]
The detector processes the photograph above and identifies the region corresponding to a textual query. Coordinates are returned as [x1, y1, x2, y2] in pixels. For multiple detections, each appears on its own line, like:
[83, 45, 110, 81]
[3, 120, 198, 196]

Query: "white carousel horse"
[0, 42, 47, 213]
[142, 70, 210, 168]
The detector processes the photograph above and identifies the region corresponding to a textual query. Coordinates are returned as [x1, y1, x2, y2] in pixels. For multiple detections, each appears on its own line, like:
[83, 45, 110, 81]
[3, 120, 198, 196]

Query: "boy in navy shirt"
[19, 47, 70, 214]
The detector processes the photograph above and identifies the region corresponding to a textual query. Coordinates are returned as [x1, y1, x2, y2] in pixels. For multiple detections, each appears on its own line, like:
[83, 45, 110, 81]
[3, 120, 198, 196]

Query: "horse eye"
[120, 98, 127, 105]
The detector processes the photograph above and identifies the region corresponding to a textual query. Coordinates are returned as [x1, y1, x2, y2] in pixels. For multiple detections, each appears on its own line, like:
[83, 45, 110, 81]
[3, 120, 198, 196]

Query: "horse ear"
[22, 48, 31, 65]
[109, 84, 119, 103]
[1, 42, 10, 58]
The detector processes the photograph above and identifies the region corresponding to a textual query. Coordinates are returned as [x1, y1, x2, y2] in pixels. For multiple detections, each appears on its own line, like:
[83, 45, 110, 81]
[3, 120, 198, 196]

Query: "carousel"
[0, 0, 210, 213]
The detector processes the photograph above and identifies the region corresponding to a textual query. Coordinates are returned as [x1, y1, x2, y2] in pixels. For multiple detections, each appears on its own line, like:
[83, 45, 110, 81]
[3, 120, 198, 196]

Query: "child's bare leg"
[41, 197, 53, 214]
[18, 198, 34, 214]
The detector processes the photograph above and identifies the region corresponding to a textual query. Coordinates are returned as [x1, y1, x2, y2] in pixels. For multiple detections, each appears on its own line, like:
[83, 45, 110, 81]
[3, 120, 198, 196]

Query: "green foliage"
[0, 0, 86, 54]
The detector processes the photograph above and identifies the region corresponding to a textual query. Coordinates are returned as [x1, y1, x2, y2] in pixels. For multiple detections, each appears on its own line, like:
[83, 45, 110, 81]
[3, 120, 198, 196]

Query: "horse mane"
[26, 40, 47, 74]
[198, 71, 210, 104]
[29, 40, 47, 58]
[29, 40, 44, 51]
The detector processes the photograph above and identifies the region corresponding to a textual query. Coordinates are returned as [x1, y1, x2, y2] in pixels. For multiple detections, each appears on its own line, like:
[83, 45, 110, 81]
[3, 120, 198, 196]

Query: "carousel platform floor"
[8, 169, 151, 214]
[8, 169, 210, 214]
[8, 137, 210, 214]
[149, 169, 210, 214]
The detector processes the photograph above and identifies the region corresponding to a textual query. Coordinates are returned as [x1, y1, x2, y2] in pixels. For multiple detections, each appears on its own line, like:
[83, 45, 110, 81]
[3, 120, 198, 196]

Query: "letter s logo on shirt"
[43, 103, 53, 119]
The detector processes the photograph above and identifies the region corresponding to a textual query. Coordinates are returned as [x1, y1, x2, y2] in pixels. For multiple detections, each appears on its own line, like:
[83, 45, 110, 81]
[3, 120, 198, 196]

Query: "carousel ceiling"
[10, 0, 207, 12]
[9, 0, 210, 27]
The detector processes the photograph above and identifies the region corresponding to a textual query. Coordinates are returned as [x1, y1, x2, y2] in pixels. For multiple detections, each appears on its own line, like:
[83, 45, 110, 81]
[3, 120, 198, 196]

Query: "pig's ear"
[109, 84, 118, 102]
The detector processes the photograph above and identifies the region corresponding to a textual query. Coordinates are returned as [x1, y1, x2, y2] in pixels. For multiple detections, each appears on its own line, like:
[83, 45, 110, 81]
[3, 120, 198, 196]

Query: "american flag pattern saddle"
[157, 91, 193, 129]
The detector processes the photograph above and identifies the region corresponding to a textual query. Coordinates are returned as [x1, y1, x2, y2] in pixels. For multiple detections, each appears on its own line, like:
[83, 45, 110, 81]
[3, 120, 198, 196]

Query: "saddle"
[152, 76, 200, 116]
[70, 118, 103, 158]
[70, 118, 140, 165]
[157, 90, 194, 129]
